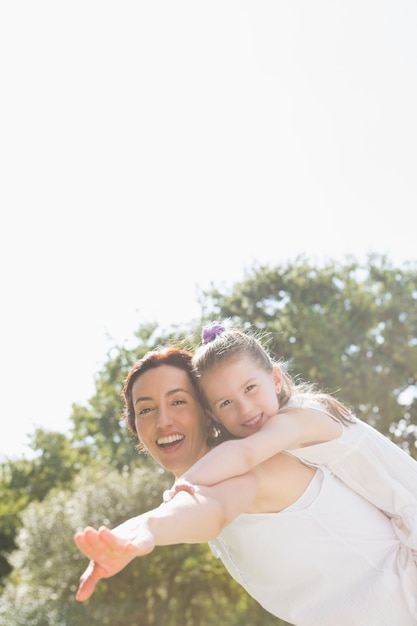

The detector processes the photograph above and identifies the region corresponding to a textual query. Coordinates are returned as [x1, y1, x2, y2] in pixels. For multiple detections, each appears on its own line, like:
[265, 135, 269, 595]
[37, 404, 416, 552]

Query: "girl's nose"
[236, 396, 253, 419]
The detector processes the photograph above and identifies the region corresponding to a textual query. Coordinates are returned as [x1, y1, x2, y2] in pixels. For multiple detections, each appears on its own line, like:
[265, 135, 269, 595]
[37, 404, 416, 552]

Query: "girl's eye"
[220, 399, 232, 409]
[246, 384, 256, 393]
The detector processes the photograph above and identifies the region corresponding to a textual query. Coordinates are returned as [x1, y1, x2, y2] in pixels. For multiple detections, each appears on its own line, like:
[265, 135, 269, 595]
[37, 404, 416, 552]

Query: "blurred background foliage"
[1, 255, 416, 625]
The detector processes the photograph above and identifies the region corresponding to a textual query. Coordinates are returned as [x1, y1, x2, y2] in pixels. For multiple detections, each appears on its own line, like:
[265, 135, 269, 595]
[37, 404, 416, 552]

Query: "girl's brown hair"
[192, 324, 355, 427]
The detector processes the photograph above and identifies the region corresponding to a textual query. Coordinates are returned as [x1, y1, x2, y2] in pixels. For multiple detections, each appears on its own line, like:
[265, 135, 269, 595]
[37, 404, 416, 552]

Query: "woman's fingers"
[76, 559, 107, 602]
[74, 525, 154, 601]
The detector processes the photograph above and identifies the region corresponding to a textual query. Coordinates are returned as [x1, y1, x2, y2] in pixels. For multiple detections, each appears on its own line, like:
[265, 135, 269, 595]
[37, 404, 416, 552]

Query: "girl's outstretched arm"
[167, 408, 341, 496]
[74, 473, 258, 601]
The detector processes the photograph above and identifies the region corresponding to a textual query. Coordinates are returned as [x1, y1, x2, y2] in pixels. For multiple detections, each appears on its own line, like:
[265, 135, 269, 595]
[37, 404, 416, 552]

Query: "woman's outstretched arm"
[74, 473, 258, 602]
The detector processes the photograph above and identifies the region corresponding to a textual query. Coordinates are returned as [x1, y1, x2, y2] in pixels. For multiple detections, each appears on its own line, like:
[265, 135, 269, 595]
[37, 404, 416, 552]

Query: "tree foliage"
[0, 464, 282, 626]
[0, 429, 87, 590]
[1, 255, 416, 625]
[199, 255, 417, 453]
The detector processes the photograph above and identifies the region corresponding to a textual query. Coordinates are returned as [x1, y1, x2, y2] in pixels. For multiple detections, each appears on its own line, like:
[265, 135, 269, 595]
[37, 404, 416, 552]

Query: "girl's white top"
[209, 402, 417, 626]
[286, 398, 417, 557]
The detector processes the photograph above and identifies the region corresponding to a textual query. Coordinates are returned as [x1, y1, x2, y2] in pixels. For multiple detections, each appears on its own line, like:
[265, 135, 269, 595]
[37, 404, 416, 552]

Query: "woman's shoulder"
[247, 452, 316, 513]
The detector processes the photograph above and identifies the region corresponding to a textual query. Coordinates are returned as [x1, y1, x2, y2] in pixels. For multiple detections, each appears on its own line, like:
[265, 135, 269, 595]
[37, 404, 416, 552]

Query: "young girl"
[166, 321, 417, 558]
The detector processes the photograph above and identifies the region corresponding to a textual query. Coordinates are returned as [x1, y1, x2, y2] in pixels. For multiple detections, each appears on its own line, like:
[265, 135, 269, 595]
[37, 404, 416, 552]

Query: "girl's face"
[133, 364, 209, 477]
[201, 355, 282, 438]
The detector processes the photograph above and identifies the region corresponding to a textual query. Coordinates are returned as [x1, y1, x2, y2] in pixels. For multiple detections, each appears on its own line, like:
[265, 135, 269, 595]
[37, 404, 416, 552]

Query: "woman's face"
[132, 364, 210, 477]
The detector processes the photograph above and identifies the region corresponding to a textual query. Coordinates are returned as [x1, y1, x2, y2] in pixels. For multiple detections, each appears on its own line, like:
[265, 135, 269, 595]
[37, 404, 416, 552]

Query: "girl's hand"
[163, 480, 197, 503]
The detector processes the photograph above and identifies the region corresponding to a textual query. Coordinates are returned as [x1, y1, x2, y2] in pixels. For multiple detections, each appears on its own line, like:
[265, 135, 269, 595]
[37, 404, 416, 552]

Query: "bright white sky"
[1, 0, 416, 459]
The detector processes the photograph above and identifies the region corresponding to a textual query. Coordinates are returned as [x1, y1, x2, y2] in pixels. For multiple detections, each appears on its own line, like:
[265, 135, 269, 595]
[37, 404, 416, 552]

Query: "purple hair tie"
[202, 322, 226, 344]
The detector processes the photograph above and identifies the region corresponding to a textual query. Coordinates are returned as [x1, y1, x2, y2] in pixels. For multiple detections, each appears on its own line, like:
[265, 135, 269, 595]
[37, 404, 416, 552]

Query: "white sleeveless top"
[284, 398, 417, 559]
[209, 467, 417, 626]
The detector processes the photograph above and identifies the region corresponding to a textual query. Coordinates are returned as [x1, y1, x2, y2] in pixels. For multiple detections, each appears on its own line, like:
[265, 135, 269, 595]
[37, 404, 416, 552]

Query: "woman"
[74, 347, 417, 626]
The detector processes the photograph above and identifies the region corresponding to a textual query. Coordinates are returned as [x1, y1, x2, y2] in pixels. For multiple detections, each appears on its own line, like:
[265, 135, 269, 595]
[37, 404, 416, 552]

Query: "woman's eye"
[220, 399, 231, 409]
[172, 399, 186, 406]
[138, 407, 152, 416]
[246, 384, 256, 393]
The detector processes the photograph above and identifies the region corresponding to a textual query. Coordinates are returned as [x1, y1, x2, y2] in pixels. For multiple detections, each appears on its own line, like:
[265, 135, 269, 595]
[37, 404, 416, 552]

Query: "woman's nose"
[156, 407, 174, 427]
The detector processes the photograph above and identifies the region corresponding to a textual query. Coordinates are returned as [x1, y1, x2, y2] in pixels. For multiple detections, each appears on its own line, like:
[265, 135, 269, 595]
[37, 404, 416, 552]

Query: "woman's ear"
[135, 440, 149, 455]
[272, 366, 283, 393]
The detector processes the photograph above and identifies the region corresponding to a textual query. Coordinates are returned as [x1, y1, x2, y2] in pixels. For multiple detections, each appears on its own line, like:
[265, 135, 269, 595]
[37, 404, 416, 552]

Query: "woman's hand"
[74, 523, 155, 601]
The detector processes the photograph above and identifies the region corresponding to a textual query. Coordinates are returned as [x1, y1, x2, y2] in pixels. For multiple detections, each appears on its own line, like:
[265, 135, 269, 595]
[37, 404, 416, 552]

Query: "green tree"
[0, 322, 192, 594]
[2, 254, 416, 626]
[0, 429, 87, 591]
[199, 254, 417, 454]
[69, 252, 417, 467]
[0, 464, 283, 626]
